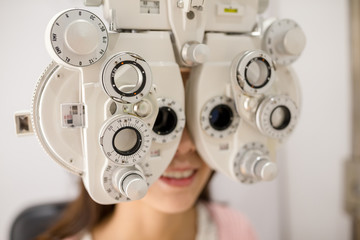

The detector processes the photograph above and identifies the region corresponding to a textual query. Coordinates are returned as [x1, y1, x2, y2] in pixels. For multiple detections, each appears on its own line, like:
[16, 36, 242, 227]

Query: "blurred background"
[0, 0, 352, 239]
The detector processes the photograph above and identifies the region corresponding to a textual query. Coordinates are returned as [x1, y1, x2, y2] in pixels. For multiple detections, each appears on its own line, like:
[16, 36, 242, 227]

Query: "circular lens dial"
[102, 53, 152, 103]
[256, 95, 298, 139]
[48, 9, 108, 67]
[152, 98, 185, 143]
[233, 50, 275, 96]
[100, 115, 151, 165]
[201, 96, 240, 138]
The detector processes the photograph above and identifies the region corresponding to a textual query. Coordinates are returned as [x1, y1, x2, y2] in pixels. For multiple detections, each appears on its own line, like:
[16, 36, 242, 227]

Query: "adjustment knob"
[254, 159, 278, 181]
[113, 168, 148, 200]
[233, 142, 277, 183]
[134, 100, 152, 118]
[121, 174, 148, 200]
[46, 9, 108, 67]
[241, 150, 277, 182]
[181, 42, 210, 66]
[263, 19, 306, 65]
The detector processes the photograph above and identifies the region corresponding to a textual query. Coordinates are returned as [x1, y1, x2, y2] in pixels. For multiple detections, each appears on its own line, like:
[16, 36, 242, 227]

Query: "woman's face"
[139, 69, 213, 214]
[141, 127, 213, 213]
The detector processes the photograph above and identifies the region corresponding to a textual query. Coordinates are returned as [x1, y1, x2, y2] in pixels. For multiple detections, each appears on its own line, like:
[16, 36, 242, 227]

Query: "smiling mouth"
[160, 169, 197, 187]
[161, 169, 196, 179]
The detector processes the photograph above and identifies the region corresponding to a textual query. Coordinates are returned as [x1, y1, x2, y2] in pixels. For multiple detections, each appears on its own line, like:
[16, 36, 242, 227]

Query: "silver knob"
[181, 42, 210, 66]
[133, 100, 152, 118]
[241, 150, 277, 182]
[113, 168, 148, 200]
[254, 159, 278, 181]
[121, 174, 148, 200]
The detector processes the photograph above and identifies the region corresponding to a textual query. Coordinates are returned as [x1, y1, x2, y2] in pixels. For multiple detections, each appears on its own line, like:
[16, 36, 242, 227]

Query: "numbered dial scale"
[100, 115, 152, 165]
[152, 98, 185, 143]
[102, 53, 153, 103]
[201, 96, 240, 138]
[263, 19, 306, 65]
[46, 9, 108, 67]
[232, 50, 275, 96]
[233, 142, 276, 183]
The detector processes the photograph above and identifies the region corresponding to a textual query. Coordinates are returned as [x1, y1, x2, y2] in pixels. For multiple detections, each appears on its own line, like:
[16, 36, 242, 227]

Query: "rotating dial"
[233, 142, 277, 183]
[152, 98, 185, 143]
[232, 50, 275, 96]
[263, 19, 306, 65]
[100, 115, 151, 165]
[46, 9, 108, 67]
[102, 164, 150, 201]
[256, 95, 298, 139]
[102, 52, 152, 103]
[201, 96, 240, 138]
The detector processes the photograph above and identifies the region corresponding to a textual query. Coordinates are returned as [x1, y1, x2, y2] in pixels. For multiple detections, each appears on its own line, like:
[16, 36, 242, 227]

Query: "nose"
[176, 127, 196, 156]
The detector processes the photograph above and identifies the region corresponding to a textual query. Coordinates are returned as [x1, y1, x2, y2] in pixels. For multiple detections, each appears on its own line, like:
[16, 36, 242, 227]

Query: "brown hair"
[36, 173, 213, 240]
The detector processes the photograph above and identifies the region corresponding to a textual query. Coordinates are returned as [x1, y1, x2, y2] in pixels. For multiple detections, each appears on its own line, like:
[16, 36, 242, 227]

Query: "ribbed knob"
[254, 160, 278, 181]
[181, 42, 210, 65]
[241, 150, 277, 182]
[121, 174, 148, 200]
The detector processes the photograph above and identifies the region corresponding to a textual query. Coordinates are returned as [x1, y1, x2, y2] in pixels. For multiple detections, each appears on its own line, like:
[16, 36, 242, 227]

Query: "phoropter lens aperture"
[245, 57, 271, 89]
[209, 104, 233, 131]
[112, 127, 142, 156]
[270, 106, 291, 130]
[153, 107, 178, 135]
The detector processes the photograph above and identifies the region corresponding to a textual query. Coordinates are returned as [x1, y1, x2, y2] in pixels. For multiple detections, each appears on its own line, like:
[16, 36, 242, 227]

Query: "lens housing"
[102, 52, 152, 103]
[209, 104, 234, 131]
[201, 96, 240, 138]
[153, 107, 178, 135]
[232, 50, 275, 96]
[152, 98, 185, 143]
[256, 95, 298, 139]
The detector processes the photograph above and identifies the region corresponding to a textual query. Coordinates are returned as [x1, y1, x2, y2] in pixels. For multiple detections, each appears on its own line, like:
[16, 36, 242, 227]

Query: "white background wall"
[0, 0, 352, 240]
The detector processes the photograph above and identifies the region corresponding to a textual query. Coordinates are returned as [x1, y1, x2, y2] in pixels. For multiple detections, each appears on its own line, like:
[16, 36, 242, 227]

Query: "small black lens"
[209, 104, 233, 131]
[270, 106, 291, 130]
[153, 107, 178, 135]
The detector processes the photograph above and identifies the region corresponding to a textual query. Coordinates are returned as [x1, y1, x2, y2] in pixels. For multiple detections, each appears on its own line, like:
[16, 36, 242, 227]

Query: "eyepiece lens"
[270, 106, 291, 130]
[209, 104, 233, 131]
[245, 58, 270, 88]
[153, 107, 178, 135]
[114, 64, 143, 94]
[113, 127, 142, 156]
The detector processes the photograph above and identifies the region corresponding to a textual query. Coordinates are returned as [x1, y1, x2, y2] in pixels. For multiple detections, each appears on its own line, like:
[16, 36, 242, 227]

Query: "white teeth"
[162, 169, 195, 179]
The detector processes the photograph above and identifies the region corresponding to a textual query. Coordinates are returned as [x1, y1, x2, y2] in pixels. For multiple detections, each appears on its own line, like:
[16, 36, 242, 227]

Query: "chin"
[140, 180, 201, 214]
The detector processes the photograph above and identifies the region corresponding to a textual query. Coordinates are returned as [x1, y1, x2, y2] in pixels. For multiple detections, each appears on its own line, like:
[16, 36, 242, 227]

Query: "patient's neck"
[92, 200, 197, 240]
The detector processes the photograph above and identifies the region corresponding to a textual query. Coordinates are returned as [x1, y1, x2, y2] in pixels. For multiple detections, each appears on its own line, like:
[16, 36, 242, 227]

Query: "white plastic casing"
[25, 0, 306, 203]
[187, 31, 301, 182]
[35, 16, 184, 203]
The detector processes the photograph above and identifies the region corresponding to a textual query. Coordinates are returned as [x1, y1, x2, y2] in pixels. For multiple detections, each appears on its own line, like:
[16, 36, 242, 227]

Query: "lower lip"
[159, 171, 197, 187]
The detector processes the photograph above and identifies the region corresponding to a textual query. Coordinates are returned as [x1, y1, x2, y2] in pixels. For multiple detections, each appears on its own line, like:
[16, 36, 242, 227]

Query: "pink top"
[206, 203, 258, 240]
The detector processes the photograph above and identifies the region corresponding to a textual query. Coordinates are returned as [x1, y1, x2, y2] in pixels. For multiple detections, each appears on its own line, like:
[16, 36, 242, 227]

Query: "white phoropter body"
[16, 0, 306, 204]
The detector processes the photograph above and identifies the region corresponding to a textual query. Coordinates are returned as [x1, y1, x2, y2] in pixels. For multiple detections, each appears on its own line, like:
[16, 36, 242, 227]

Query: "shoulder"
[204, 202, 258, 240]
